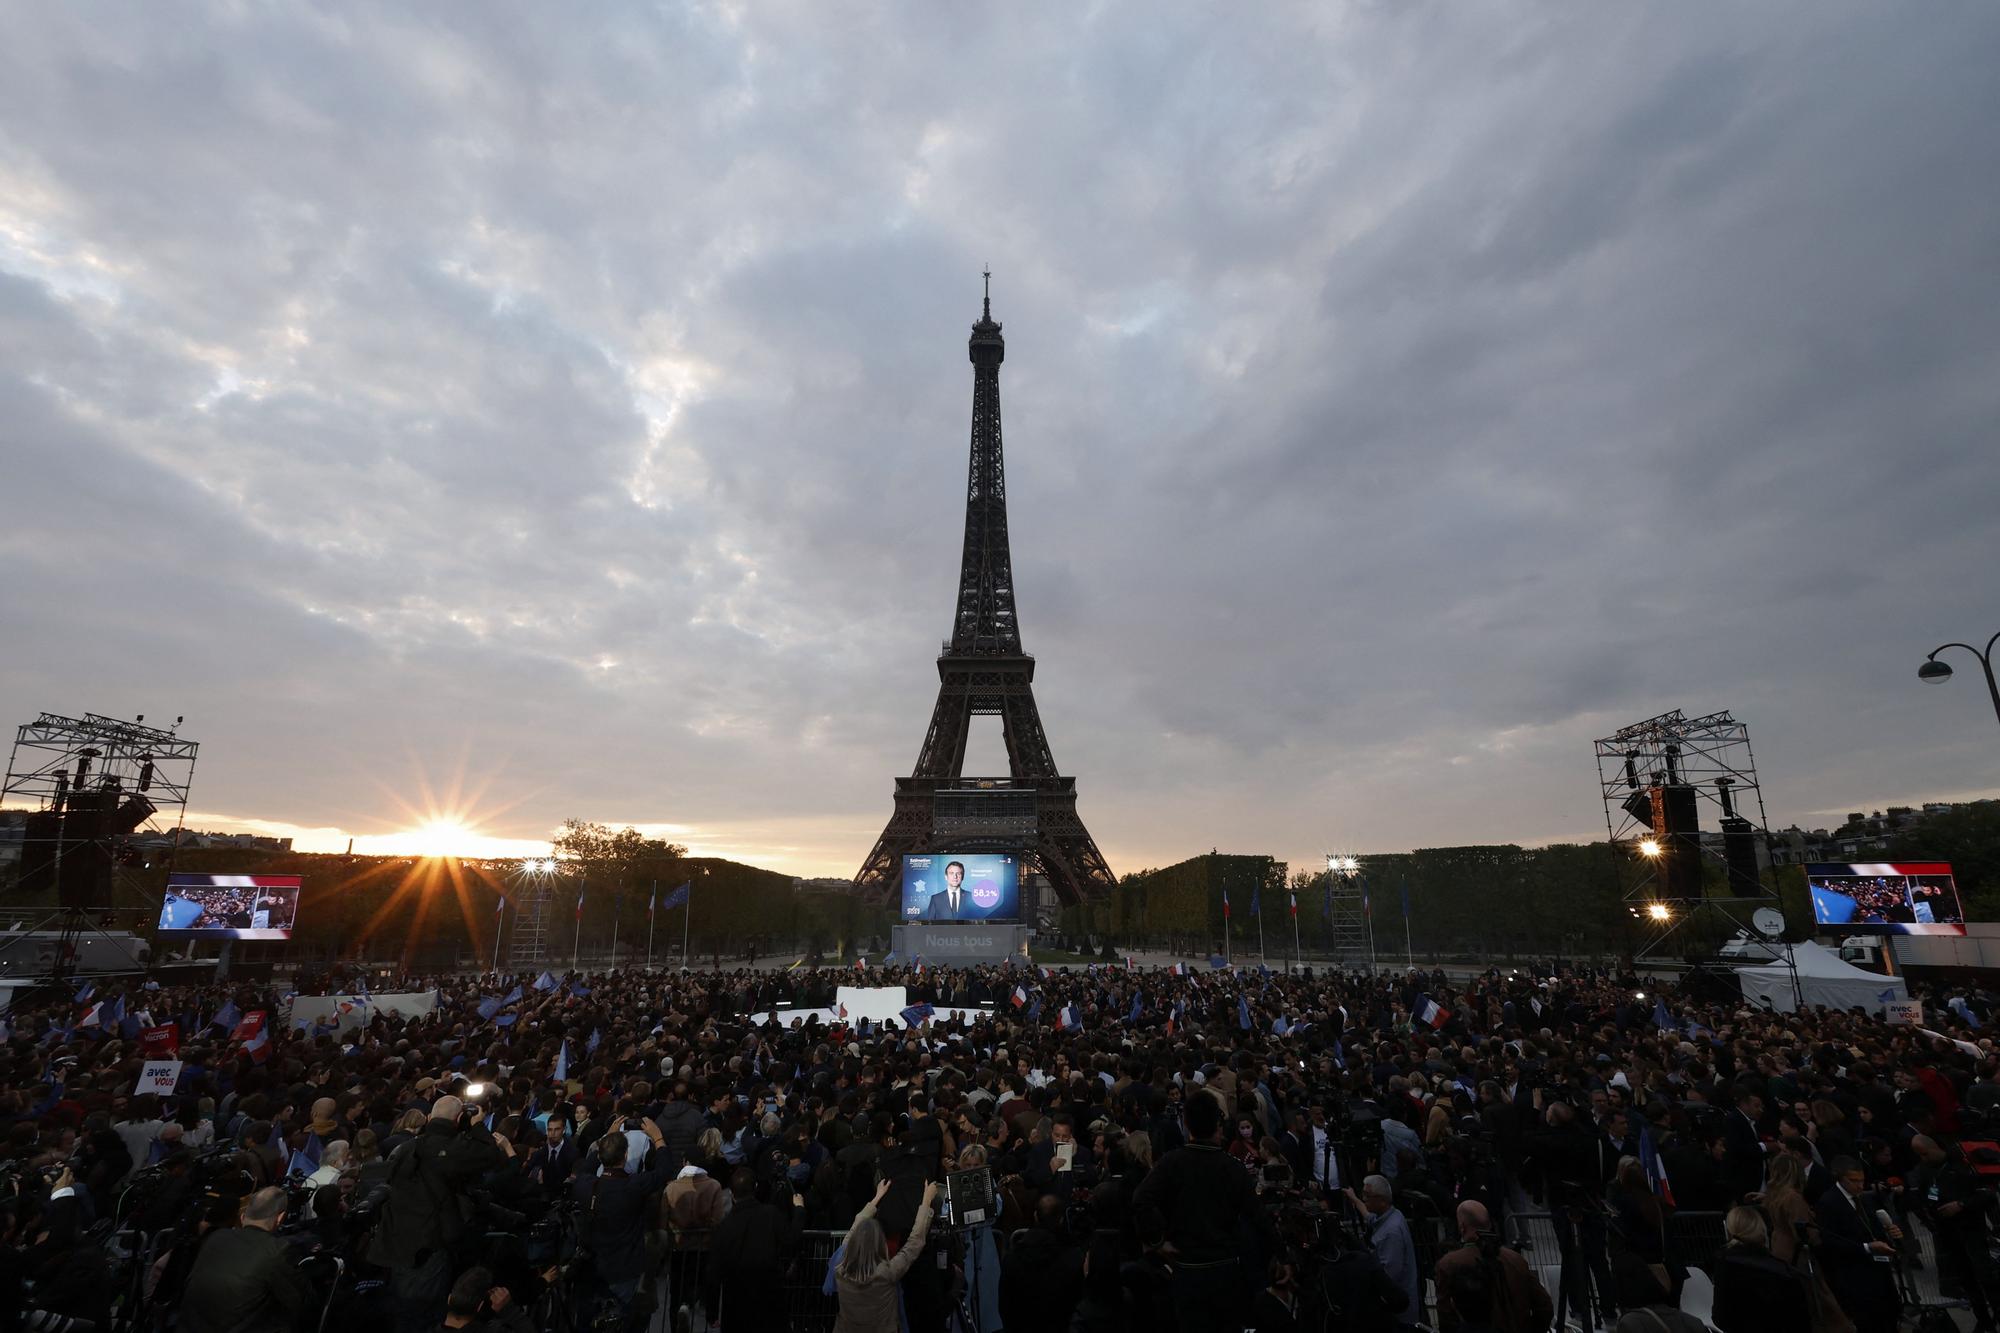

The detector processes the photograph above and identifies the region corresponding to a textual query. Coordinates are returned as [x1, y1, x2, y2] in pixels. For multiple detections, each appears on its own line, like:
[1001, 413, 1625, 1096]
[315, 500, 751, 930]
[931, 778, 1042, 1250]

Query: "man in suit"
[525, 1116, 577, 1196]
[1814, 1156, 1903, 1333]
[1722, 1084, 1767, 1203]
[925, 860, 972, 919]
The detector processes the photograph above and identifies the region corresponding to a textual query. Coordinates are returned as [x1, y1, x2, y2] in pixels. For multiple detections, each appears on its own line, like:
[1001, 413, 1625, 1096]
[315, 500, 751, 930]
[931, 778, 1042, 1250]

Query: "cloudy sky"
[4, 4, 1998, 878]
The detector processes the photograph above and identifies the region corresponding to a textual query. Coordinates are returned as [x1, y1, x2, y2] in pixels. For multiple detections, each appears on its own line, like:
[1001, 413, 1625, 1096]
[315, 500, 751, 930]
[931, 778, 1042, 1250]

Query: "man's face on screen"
[946, 864, 964, 889]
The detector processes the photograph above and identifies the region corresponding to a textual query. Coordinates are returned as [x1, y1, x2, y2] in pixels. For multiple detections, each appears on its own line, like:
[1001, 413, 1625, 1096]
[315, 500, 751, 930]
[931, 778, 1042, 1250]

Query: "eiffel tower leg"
[914, 683, 973, 779]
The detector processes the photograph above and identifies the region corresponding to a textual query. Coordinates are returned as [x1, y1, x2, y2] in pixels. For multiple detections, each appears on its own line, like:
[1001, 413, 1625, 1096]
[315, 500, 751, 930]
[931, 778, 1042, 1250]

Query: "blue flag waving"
[659, 881, 691, 911]
[899, 1002, 936, 1028]
[1238, 994, 1253, 1030]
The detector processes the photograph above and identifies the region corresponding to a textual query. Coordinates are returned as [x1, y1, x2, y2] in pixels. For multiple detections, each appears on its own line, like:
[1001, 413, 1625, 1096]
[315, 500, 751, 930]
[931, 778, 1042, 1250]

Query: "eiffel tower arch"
[855, 279, 1115, 913]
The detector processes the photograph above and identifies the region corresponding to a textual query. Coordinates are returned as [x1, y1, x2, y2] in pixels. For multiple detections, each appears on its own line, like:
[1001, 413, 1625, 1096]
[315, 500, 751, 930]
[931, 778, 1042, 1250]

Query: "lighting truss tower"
[1593, 708, 1789, 968]
[508, 865, 557, 969]
[855, 278, 1115, 908]
[1324, 854, 1375, 971]
[3, 711, 198, 983]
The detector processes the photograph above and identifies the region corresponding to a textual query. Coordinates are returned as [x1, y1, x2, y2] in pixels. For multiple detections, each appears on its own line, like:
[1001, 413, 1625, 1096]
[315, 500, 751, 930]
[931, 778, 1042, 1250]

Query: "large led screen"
[158, 873, 302, 940]
[1807, 862, 1966, 936]
[901, 854, 1019, 921]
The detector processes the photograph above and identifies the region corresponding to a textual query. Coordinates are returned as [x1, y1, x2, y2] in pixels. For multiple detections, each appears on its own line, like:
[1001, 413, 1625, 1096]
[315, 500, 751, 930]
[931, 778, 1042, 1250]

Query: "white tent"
[1735, 940, 1906, 1013]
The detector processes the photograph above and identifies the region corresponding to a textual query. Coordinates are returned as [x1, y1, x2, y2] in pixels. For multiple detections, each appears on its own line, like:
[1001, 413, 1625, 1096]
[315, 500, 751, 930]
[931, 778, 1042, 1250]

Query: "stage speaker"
[56, 789, 114, 909]
[109, 795, 156, 836]
[1648, 785, 1703, 901]
[1720, 817, 1763, 898]
[20, 811, 63, 895]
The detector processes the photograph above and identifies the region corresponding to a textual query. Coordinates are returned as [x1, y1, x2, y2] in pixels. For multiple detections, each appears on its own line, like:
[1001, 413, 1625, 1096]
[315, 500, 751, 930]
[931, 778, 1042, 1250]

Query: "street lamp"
[1919, 631, 2000, 726]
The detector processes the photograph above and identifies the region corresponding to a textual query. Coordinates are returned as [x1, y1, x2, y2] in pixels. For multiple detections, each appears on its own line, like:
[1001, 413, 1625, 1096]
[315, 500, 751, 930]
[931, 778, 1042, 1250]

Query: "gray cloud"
[3, 3, 1998, 876]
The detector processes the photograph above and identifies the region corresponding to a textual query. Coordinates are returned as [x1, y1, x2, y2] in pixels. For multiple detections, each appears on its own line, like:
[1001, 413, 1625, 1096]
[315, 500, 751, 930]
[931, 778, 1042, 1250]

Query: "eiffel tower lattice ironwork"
[855, 278, 1115, 907]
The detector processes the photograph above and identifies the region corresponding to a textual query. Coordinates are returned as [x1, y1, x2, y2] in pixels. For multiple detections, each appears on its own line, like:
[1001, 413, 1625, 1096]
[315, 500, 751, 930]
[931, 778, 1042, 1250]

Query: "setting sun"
[407, 819, 478, 859]
[349, 817, 551, 861]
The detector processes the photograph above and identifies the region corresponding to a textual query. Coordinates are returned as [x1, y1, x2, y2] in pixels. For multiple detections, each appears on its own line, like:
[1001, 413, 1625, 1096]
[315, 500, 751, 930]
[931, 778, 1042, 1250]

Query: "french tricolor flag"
[1011, 985, 1029, 1009]
[1056, 1004, 1080, 1031]
[1415, 995, 1450, 1030]
[77, 1001, 105, 1030]
[1169, 962, 1185, 977]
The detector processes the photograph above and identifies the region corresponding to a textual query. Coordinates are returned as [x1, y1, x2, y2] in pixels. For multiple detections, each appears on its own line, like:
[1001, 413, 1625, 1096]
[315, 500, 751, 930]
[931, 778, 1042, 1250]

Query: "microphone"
[1874, 1209, 1900, 1248]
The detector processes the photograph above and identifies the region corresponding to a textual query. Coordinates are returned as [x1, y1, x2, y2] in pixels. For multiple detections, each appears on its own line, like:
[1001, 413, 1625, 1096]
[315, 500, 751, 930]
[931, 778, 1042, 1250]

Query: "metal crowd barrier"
[1506, 1207, 1958, 1314]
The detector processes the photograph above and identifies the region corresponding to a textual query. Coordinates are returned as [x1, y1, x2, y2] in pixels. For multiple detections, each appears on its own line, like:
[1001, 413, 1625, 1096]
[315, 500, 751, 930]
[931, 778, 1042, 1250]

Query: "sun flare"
[407, 819, 478, 859]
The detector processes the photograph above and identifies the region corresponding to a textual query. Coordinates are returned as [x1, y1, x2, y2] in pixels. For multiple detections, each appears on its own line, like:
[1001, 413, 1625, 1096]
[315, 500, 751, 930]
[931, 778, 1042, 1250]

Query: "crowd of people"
[1, 953, 1997, 1333]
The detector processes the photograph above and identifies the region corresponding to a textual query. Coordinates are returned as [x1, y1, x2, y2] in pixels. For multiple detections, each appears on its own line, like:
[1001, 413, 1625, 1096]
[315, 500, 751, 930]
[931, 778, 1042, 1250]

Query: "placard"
[1883, 999, 1923, 1025]
[139, 1023, 181, 1058]
[136, 1060, 183, 1096]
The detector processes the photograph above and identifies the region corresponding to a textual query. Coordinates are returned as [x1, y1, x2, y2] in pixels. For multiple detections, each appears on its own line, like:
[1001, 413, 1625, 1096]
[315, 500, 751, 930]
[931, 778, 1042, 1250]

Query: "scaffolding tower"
[3, 711, 198, 983]
[1325, 854, 1376, 971]
[1593, 708, 1798, 996]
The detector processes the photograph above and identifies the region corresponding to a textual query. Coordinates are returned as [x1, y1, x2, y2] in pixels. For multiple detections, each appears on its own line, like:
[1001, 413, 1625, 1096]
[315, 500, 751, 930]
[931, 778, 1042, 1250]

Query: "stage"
[769, 985, 996, 1028]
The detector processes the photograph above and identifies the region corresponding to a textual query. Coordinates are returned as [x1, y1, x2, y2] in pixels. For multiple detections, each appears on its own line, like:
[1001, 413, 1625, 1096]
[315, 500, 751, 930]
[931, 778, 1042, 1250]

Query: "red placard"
[139, 1023, 181, 1059]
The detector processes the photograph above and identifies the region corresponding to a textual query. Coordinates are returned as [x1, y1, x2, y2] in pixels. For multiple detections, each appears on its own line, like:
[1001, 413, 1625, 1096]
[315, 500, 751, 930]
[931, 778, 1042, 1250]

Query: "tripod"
[1549, 1202, 1614, 1332]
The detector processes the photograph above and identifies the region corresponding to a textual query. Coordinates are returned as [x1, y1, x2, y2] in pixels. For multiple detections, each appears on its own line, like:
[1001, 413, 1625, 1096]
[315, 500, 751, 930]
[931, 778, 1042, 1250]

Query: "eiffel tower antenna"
[854, 283, 1115, 911]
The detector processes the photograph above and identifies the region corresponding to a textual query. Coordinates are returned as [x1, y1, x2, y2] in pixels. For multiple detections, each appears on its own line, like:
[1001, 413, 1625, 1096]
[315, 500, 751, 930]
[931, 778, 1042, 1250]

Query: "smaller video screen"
[1806, 862, 1966, 936]
[158, 873, 303, 940]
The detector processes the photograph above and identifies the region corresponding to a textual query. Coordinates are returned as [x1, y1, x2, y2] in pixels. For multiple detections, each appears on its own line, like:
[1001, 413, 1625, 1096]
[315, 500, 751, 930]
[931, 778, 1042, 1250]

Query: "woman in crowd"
[1712, 1206, 1809, 1333]
[1761, 1153, 1853, 1333]
[833, 1178, 939, 1333]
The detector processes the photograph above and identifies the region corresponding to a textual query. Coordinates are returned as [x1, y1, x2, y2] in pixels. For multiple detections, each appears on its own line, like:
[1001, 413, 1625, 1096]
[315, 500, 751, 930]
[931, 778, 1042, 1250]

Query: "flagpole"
[1256, 893, 1267, 971]
[1403, 876, 1414, 969]
[572, 878, 582, 974]
[610, 886, 621, 970]
[681, 883, 691, 974]
[647, 880, 657, 970]
[1290, 896, 1301, 975]
[492, 898, 503, 974]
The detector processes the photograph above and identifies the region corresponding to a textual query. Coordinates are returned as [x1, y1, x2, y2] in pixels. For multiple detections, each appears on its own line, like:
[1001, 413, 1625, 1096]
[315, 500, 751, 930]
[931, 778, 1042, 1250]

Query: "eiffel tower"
[854, 276, 1115, 909]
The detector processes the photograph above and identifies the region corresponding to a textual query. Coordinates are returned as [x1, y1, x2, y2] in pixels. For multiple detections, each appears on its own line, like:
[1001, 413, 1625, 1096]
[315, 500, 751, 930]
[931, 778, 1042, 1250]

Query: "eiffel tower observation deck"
[855, 277, 1114, 912]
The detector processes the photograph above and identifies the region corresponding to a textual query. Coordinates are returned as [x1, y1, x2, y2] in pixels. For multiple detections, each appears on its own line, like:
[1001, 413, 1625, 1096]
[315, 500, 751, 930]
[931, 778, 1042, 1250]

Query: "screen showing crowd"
[901, 853, 1020, 921]
[1806, 861, 1966, 936]
[157, 873, 303, 940]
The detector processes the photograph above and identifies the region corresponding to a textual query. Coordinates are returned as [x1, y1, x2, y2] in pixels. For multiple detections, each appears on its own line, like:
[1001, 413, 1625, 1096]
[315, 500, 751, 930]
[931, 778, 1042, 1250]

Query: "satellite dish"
[1752, 907, 1785, 939]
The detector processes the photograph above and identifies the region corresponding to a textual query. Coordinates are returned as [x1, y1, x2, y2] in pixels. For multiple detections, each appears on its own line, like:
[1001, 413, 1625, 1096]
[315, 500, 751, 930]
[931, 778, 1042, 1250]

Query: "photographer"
[707, 1165, 802, 1329]
[178, 1185, 314, 1333]
[1432, 1200, 1553, 1333]
[1911, 1134, 1995, 1328]
[1345, 1174, 1420, 1324]
[2, 1165, 113, 1333]
[365, 1095, 507, 1333]
[436, 1264, 532, 1333]
[571, 1114, 669, 1319]
[1523, 1096, 1615, 1330]
[1131, 1089, 1275, 1333]
[998, 1193, 1085, 1333]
